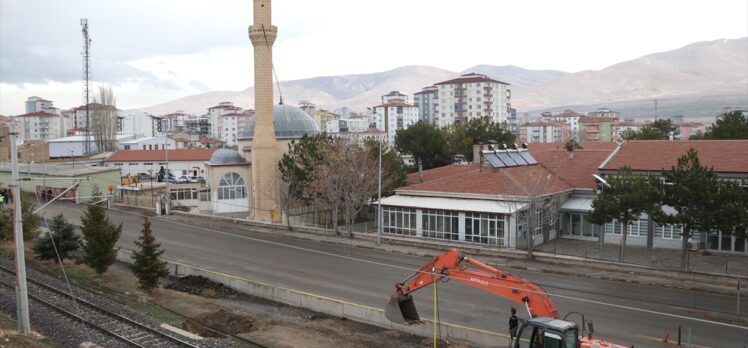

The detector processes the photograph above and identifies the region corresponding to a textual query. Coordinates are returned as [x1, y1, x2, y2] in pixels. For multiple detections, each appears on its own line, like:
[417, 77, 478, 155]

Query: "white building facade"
[16, 111, 66, 142]
[435, 73, 511, 127]
[372, 102, 419, 145]
[207, 102, 243, 140]
[117, 135, 176, 151]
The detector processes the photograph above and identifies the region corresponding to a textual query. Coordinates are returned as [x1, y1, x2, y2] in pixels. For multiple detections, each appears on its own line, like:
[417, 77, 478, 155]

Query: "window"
[143, 162, 154, 166]
[422, 209, 459, 241]
[465, 212, 505, 245]
[654, 224, 683, 239]
[382, 206, 417, 236]
[605, 218, 647, 236]
[124, 145, 131, 150]
[535, 208, 543, 236]
[128, 162, 138, 166]
[171, 188, 198, 201]
[217, 172, 247, 200]
[143, 145, 147, 150]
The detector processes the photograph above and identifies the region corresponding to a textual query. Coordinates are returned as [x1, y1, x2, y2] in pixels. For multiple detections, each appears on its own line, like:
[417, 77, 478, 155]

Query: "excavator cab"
[514, 317, 580, 348]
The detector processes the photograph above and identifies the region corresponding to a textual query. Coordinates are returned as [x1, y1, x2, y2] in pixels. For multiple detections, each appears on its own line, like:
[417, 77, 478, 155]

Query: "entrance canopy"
[560, 197, 594, 212]
[378, 195, 524, 214]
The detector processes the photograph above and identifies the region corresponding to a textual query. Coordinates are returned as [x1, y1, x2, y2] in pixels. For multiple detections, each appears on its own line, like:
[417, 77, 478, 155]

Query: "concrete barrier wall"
[116, 249, 507, 347]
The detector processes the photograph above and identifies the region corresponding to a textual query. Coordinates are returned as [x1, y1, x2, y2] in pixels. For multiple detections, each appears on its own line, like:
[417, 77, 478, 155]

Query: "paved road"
[43, 203, 748, 347]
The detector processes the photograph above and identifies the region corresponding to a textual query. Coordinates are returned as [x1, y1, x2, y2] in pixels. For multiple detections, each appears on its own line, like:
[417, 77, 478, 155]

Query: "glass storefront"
[382, 206, 417, 236]
[707, 231, 748, 253]
[561, 212, 599, 238]
[422, 209, 459, 240]
[465, 212, 505, 245]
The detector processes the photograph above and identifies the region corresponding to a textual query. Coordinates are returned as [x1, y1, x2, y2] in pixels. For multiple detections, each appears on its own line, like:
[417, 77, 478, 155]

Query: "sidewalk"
[535, 239, 748, 276]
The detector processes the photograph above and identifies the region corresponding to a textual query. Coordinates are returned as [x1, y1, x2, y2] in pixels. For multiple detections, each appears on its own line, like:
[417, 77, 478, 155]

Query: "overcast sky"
[1, 0, 746, 115]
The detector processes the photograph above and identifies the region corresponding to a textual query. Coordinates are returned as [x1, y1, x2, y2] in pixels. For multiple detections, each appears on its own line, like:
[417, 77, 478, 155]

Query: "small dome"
[209, 149, 248, 165]
[239, 104, 320, 140]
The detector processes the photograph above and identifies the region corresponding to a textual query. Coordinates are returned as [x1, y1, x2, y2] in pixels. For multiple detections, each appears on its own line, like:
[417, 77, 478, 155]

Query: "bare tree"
[91, 86, 118, 152]
[503, 166, 559, 260]
[304, 139, 347, 235]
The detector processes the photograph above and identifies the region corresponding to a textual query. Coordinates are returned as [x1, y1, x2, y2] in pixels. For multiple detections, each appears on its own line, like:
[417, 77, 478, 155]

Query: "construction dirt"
[161, 274, 451, 348]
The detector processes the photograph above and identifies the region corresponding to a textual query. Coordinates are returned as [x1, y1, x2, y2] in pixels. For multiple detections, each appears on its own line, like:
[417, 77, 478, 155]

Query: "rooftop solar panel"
[519, 151, 538, 165]
[497, 152, 518, 167]
[508, 151, 527, 165]
[483, 152, 505, 168]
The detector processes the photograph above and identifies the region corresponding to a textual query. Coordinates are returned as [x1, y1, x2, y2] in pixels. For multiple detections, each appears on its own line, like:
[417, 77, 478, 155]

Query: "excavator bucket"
[385, 292, 422, 325]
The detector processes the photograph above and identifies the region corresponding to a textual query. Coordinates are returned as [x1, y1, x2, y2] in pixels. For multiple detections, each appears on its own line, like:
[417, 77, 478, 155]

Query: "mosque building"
[204, 104, 319, 217]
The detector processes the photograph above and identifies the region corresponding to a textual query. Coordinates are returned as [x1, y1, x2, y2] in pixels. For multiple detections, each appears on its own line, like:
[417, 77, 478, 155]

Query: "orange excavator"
[385, 249, 627, 348]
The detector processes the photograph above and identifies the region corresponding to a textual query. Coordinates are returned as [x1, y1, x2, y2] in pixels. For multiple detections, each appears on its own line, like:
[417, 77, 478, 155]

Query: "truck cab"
[514, 317, 580, 348]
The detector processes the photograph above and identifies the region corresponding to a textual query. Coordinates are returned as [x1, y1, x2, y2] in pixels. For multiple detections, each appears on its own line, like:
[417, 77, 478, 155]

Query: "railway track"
[0, 263, 199, 348]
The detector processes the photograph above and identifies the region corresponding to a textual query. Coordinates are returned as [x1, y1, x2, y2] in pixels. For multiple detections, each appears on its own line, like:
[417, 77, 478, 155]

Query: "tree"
[712, 180, 748, 241]
[588, 167, 657, 262]
[441, 124, 474, 161]
[303, 138, 348, 235]
[91, 85, 119, 152]
[651, 148, 721, 269]
[365, 139, 406, 195]
[621, 119, 678, 140]
[279, 133, 333, 203]
[32, 214, 80, 262]
[394, 121, 451, 170]
[20, 196, 41, 241]
[693, 111, 748, 140]
[0, 206, 12, 241]
[81, 186, 122, 275]
[130, 216, 170, 291]
[463, 118, 515, 151]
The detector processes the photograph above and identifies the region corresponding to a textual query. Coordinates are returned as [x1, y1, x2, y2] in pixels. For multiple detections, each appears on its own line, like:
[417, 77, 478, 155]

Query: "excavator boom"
[386, 249, 558, 324]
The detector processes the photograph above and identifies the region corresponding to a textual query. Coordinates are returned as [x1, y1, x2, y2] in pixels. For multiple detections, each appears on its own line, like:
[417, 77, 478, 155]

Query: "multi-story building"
[312, 109, 341, 131]
[587, 107, 619, 119]
[508, 108, 519, 138]
[541, 109, 585, 139]
[519, 121, 571, 144]
[413, 86, 438, 125]
[434, 73, 511, 127]
[15, 111, 66, 142]
[161, 111, 191, 133]
[578, 116, 618, 142]
[219, 112, 242, 147]
[372, 100, 419, 145]
[381, 91, 408, 104]
[677, 122, 706, 140]
[25, 96, 57, 114]
[184, 114, 211, 137]
[614, 119, 646, 139]
[71, 103, 121, 131]
[207, 102, 243, 139]
[326, 118, 370, 134]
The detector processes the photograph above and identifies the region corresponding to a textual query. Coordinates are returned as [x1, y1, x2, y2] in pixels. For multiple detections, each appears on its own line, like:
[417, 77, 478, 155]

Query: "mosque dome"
[239, 104, 320, 140]
[209, 148, 248, 165]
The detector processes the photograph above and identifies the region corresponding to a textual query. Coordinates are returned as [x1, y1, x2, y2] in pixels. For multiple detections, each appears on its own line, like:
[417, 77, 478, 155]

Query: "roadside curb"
[114, 205, 746, 297]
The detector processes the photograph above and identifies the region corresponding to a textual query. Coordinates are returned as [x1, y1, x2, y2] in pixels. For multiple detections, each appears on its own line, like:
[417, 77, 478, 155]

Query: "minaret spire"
[249, 0, 280, 221]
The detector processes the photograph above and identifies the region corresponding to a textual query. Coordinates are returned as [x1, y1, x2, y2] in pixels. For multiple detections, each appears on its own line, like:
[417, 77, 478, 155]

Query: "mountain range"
[137, 38, 748, 120]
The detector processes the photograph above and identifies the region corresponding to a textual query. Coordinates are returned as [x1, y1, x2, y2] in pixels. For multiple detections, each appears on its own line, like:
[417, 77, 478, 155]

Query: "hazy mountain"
[137, 38, 747, 119]
[516, 38, 748, 113]
[461, 65, 567, 87]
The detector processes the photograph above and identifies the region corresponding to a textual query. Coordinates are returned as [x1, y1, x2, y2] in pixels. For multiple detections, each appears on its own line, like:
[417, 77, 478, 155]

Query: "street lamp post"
[164, 142, 171, 215]
[377, 137, 383, 245]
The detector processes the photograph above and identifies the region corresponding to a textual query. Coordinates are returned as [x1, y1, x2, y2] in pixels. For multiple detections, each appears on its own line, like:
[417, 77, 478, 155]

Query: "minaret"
[249, 0, 280, 221]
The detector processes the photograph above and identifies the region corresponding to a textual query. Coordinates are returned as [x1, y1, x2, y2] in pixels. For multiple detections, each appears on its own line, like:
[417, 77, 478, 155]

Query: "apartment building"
[519, 121, 571, 144]
[434, 73, 511, 127]
[372, 101, 419, 145]
[541, 109, 585, 139]
[413, 86, 438, 125]
[207, 102, 243, 139]
[15, 111, 66, 142]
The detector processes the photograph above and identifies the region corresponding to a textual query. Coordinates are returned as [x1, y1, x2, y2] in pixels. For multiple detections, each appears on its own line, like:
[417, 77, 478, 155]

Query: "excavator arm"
[386, 249, 559, 324]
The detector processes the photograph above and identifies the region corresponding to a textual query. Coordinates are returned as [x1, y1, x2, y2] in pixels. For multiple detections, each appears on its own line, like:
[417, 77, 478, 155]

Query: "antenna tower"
[81, 18, 91, 155]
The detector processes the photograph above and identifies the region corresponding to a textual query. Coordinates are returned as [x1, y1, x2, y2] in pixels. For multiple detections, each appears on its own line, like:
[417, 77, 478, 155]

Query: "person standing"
[509, 307, 519, 340]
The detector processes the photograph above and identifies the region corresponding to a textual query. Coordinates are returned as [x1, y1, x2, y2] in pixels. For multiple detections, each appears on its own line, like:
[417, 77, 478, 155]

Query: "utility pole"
[81, 18, 92, 156]
[9, 124, 30, 333]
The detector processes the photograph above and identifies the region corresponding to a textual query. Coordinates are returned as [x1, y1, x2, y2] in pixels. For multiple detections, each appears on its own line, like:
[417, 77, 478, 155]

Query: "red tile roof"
[16, 111, 58, 118]
[546, 110, 585, 118]
[105, 149, 216, 162]
[601, 140, 748, 173]
[401, 164, 572, 197]
[373, 102, 415, 108]
[435, 73, 509, 86]
[530, 146, 617, 189]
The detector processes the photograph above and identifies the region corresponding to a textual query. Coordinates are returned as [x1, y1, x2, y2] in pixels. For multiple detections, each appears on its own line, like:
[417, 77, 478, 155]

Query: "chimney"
[473, 142, 483, 164]
[418, 160, 424, 183]
[566, 140, 575, 159]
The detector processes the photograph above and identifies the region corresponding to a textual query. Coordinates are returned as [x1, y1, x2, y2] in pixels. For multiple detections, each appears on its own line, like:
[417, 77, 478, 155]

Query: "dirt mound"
[182, 309, 254, 337]
[165, 275, 238, 298]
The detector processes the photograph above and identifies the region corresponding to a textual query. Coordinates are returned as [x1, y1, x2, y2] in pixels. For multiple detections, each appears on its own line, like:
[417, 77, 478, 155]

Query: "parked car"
[165, 176, 177, 184]
[177, 176, 190, 184]
[188, 176, 200, 183]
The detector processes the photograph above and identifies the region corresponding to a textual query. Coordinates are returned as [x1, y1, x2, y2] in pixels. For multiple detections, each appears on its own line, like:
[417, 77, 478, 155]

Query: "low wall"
[116, 249, 507, 347]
